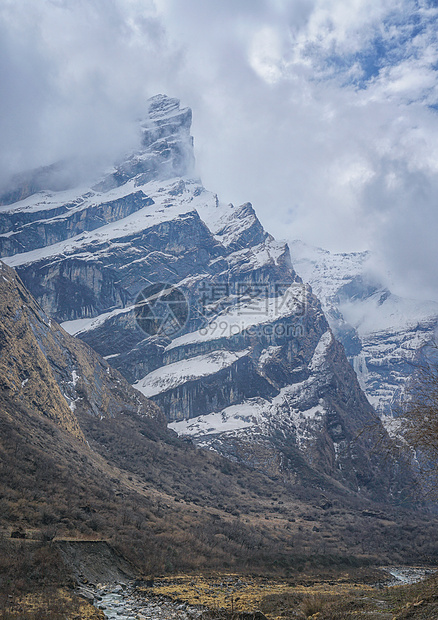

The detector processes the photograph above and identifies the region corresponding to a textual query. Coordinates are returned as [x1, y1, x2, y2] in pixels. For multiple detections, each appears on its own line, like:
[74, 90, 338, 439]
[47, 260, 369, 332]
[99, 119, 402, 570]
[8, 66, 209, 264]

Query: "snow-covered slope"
[0, 95, 413, 501]
[289, 240, 438, 419]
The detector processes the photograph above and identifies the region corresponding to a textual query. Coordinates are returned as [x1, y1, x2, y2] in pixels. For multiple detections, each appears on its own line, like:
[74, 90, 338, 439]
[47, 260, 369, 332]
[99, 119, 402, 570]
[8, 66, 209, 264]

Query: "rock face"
[0, 95, 412, 501]
[288, 241, 438, 431]
[0, 260, 159, 439]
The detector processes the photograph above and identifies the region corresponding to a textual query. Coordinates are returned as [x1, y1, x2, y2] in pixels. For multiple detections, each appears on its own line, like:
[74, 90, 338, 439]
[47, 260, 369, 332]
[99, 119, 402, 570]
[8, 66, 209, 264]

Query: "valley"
[0, 95, 437, 619]
[4, 557, 438, 620]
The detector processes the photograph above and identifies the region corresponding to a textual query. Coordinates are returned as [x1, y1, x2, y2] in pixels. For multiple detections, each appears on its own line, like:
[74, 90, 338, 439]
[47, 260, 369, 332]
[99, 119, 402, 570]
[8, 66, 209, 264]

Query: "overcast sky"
[1, 0, 438, 300]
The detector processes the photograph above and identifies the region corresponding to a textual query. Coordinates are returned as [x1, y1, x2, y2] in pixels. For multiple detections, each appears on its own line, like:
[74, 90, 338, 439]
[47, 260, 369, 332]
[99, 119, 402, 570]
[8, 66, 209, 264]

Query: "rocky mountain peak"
[0, 94, 195, 210]
[147, 93, 191, 122]
[289, 239, 438, 423]
[91, 94, 195, 192]
[0, 94, 416, 502]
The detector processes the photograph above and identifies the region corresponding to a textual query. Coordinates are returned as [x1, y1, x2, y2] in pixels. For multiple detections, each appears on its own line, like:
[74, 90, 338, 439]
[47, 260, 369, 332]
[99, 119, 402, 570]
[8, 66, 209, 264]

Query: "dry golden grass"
[143, 571, 438, 620]
[0, 588, 104, 619]
[148, 572, 376, 616]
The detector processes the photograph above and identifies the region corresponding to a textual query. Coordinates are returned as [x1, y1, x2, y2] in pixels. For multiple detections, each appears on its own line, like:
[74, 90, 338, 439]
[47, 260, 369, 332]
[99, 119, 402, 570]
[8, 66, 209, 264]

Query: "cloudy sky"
[1, 0, 438, 300]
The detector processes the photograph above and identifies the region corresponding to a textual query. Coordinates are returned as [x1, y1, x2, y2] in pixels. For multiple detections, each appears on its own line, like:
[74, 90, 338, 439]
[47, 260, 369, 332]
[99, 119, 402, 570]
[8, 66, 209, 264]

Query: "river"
[84, 567, 437, 620]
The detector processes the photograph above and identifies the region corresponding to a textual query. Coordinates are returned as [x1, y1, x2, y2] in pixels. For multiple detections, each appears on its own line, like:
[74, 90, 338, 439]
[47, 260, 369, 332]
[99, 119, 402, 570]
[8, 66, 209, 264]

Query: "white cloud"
[1, 0, 438, 301]
[0, 0, 177, 185]
[249, 26, 284, 83]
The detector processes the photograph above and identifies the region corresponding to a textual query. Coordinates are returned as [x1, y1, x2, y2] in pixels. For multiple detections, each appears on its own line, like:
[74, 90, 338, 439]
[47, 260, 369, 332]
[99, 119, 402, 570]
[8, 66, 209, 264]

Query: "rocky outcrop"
[94, 94, 194, 192]
[0, 191, 154, 257]
[56, 541, 137, 584]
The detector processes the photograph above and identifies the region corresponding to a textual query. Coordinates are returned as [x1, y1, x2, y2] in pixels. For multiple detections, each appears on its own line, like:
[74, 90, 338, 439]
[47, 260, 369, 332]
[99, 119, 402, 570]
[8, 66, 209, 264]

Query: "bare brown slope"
[3, 389, 438, 577]
[0, 260, 159, 440]
[0, 260, 438, 583]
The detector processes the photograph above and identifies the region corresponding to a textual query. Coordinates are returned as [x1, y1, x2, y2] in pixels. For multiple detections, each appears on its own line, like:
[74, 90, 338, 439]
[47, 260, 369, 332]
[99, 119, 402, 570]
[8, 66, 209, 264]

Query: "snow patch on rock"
[134, 349, 250, 398]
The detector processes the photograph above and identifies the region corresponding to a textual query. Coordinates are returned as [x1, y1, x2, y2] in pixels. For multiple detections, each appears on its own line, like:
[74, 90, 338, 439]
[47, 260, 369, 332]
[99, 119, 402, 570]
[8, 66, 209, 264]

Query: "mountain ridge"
[2, 257, 432, 578]
[0, 94, 416, 503]
[0, 259, 161, 434]
[288, 239, 438, 428]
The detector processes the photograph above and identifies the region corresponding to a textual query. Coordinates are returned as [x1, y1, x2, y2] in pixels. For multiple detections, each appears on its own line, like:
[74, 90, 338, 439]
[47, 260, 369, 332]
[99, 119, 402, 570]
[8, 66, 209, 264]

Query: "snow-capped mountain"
[289, 240, 438, 429]
[0, 95, 412, 500]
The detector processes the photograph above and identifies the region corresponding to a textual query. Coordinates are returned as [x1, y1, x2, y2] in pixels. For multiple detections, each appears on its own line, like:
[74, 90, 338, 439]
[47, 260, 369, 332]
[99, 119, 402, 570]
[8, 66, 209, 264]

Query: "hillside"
[0, 260, 437, 579]
[1, 200, 438, 620]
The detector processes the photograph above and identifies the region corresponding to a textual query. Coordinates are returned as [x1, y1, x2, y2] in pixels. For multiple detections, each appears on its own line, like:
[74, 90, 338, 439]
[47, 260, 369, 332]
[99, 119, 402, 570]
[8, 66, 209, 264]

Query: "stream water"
[85, 583, 203, 620]
[381, 566, 437, 586]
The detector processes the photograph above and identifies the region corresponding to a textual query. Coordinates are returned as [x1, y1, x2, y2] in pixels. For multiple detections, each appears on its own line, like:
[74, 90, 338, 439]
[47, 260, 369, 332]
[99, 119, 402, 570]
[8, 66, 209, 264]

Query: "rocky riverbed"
[79, 567, 438, 620]
[381, 566, 437, 586]
[80, 583, 206, 620]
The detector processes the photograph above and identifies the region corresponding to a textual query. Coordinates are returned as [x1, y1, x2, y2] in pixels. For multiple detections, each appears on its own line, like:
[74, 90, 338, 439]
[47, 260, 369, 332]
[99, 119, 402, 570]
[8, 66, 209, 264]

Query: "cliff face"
[0, 260, 159, 440]
[0, 95, 413, 501]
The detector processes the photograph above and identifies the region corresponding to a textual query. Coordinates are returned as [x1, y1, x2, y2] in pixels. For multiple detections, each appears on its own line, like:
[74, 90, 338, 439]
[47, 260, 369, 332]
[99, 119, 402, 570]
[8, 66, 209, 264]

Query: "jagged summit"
[93, 94, 195, 192]
[0, 94, 195, 209]
[146, 93, 192, 123]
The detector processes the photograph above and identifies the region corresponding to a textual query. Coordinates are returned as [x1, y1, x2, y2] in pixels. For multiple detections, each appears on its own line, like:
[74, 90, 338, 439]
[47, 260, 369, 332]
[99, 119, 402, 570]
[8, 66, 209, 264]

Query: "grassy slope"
[1, 392, 438, 575]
